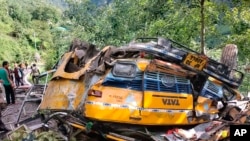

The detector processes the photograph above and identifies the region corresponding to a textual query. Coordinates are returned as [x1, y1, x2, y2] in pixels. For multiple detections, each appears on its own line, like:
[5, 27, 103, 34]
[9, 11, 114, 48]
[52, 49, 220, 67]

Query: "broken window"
[112, 62, 137, 78]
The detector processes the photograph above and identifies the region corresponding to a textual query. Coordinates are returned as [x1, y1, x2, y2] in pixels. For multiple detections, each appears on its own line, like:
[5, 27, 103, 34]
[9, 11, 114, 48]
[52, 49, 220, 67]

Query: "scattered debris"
[1, 37, 249, 141]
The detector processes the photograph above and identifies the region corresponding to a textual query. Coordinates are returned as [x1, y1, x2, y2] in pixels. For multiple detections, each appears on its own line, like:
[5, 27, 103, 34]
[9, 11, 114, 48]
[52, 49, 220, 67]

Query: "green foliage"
[0, 0, 250, 93]
[32, 6, 62, 23]
[42, 49, 58, 70]
[8, 4, 32, 25]
[64, 0, 250, 94]
[0, 35, 21, 62]
[0, 0, 64, 67]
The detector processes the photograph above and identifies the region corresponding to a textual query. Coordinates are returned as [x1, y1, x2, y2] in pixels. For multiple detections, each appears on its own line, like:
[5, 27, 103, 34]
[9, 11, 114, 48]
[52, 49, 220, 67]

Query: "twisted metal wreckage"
[4, 37, 250, 140]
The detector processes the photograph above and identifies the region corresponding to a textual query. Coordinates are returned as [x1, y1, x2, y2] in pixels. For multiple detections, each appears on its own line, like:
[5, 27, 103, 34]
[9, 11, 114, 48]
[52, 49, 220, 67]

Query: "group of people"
[3, 62, 40, 87]
[13, 63, 25, 87]
[0, 61, 40, 132]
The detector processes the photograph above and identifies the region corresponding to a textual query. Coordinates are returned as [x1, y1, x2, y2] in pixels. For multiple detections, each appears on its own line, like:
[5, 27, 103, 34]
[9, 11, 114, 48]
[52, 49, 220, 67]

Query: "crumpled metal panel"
[39, 46, 115, 111]
[39, 79, 86, 110]
[51, 52, 89, 80]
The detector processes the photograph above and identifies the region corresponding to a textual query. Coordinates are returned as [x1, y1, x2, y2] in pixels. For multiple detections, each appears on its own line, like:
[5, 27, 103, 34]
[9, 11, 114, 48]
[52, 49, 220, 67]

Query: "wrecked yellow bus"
[37, 37, 244, 140]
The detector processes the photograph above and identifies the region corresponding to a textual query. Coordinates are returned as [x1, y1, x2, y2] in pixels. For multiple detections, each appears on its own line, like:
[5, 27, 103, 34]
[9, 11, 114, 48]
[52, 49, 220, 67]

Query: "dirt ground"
[2, 86, 42, 128]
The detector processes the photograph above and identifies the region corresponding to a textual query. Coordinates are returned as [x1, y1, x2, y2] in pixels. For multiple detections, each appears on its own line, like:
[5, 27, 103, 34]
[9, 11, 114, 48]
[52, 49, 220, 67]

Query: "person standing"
[14, 63, 21, 87]
[0, 61, 15, 105]
[18, 63, 24, 85]
[30, 63, 40, 84]
[24, 62, 28, 70]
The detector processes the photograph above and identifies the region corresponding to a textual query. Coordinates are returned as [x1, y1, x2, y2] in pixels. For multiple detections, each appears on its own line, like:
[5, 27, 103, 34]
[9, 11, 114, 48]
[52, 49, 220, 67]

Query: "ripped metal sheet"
[39, 79, 86, 110]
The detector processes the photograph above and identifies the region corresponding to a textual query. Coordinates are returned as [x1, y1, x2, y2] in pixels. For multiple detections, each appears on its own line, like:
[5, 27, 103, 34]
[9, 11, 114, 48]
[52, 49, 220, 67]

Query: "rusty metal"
[2, 38, 250, 141]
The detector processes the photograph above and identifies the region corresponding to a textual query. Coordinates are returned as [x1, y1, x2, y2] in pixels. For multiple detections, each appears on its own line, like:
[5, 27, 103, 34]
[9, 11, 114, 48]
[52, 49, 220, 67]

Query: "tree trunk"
[220, 44, 238, 70]
[200, 0, 206, 55]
